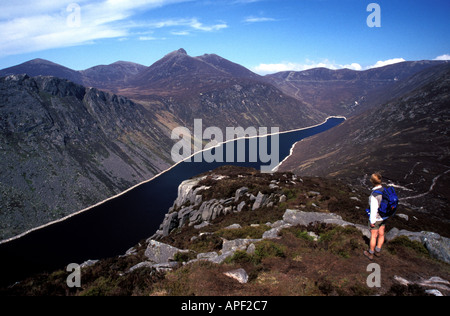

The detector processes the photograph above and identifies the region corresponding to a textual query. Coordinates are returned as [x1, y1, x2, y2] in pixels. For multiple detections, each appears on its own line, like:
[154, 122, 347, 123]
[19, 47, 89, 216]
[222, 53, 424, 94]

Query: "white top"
[369, 185, 384, 224]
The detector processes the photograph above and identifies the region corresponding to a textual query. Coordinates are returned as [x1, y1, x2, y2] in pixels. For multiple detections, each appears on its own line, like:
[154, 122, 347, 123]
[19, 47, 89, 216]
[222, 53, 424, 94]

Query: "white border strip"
[0, 115, 346, 245]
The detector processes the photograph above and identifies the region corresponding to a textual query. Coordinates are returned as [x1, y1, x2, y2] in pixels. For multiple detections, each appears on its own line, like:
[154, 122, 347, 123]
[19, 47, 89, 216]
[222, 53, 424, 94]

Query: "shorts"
[369, 220, 386, 231]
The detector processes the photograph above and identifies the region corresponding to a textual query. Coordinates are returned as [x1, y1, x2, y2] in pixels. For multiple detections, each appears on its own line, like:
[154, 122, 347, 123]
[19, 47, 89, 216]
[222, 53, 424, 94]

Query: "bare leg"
[370, 229, 379, 252]
[377, 225, 385, 250]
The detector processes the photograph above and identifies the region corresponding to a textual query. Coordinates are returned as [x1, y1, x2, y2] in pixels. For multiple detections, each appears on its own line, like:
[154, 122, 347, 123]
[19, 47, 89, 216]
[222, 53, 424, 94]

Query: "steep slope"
[196, 53, 262, 80]
[0, 74, 173, 241]
[279, 64, 450, 219]
[266, 61, 447, 116]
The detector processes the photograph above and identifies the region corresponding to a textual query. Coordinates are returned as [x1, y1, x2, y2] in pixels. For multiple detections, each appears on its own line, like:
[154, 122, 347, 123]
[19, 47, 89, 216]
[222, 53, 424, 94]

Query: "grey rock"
[128, 261, 154, 273]
[386, 228, 450, 263]
[262, 224, 292, 239]
[396, 213, 409, 221]
[222, 238, 261, 253]
[80, 259, 99, 268]
[422, 234, 450, 264]
[425, 289, 443, 296]
[283, 209, 370, 239]
[210, 251, 235, 264]
[128, 261, 178, 273]
[237, 201, 246, 212]
[394, 275, 450, 294]
[224, 268, 249, 284]
[152, 262, 179, 272]
[197, 252, 219, 261]
[144, 240, 187, 264]
[235, 187, 249, 202]
[246, 243, 256, 255]
[225, 224, 242, 230]
[252, 192, 268, 210]
[194, 221, 210, 230]
[173, 177, 208, 209]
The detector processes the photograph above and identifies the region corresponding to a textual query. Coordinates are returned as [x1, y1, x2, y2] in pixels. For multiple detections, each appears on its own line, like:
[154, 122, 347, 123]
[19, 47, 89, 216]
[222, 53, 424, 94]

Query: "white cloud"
[252, 59, 362, 75]
[171, 30, 190, 36]
[253, 57, 416, 75]
[367, 58, 406, 69]
[139, 36, 158, 41]
[149, 18, 227, 32]
[233, 0, 263, 3]
[434, 54, 450, 61]
[189, 19, 228, 31]
[244, 16, 276, 23]
[0, 0, 219, 58]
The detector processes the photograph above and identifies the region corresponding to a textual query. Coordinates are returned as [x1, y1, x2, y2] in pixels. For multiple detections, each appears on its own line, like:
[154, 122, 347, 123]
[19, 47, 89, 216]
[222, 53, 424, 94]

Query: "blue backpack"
[366, 186, 399, 219]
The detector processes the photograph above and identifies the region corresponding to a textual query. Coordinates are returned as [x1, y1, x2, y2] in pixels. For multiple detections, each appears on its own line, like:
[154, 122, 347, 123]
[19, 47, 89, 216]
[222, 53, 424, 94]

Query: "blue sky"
[0, 0, 449, 74]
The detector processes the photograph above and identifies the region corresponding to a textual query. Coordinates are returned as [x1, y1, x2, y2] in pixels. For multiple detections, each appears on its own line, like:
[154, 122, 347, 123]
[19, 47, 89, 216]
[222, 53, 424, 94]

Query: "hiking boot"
[374, 251, 382, 257]
[364, 250, 374, 260]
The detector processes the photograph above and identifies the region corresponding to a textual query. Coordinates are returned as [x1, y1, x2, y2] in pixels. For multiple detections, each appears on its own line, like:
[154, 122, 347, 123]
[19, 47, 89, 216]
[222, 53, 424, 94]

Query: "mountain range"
[279, 63, 450, 223]
[0, 49, 448, 241]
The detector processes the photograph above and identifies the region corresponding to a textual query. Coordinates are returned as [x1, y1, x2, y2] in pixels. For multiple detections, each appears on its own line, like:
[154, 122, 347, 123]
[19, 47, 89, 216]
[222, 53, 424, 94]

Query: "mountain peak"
[165, 48, 188, 57]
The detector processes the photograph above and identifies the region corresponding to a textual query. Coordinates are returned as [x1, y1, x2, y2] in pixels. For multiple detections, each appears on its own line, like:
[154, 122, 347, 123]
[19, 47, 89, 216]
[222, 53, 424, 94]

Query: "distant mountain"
[120, 49, 325, 131]
[0, 59, 84, 85]
[125, 48, 231, 96]
[0, 51, 325, 131]
[80, 61, 147, 90]
[0, 74, 173, 240]
[0, 59, 147, 93]
[266, 61, 448, 116]
[279, 63, 450, 219]
[125, 49, 262, 97]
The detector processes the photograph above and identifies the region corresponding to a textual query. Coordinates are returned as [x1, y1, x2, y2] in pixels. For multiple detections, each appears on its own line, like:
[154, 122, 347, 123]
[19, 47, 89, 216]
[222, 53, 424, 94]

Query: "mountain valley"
[0, 50, 449, 290]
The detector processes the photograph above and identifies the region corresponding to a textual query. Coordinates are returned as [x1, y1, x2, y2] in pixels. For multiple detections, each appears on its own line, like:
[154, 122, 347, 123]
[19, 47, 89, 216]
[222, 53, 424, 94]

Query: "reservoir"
[0, 117, 344, 286]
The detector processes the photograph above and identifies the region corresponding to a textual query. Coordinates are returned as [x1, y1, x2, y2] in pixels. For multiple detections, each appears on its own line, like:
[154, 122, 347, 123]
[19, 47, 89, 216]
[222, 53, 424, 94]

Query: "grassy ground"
[2, 166, 449, 296]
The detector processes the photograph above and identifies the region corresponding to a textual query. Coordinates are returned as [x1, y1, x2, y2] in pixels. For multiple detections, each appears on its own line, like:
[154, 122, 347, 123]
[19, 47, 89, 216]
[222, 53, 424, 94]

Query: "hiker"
[364, 173, 387, 260]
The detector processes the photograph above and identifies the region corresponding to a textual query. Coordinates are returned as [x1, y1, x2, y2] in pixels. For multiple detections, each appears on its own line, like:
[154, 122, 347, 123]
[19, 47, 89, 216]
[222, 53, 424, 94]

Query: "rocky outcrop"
[153, 175, 288, 239]
[386, 228, 450, 264]
[282, 209, 371, 238]
[129, 206, 450, 281]
[151, 170, 450, 265]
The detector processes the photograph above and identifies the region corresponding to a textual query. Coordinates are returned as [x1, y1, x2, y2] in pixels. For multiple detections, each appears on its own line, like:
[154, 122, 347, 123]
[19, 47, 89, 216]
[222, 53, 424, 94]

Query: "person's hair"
[370, 173, 382, 185]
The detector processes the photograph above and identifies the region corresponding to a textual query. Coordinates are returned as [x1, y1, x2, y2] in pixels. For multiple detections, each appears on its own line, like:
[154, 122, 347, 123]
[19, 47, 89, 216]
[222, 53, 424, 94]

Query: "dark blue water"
[0, 117, 344, 286]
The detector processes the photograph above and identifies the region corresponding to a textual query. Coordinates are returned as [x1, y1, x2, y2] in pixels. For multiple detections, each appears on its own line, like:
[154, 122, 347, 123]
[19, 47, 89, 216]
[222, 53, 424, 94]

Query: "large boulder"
[144, 240, 187, 264]
[386, 228, 450, 263]
[282, 209, 370, 239]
